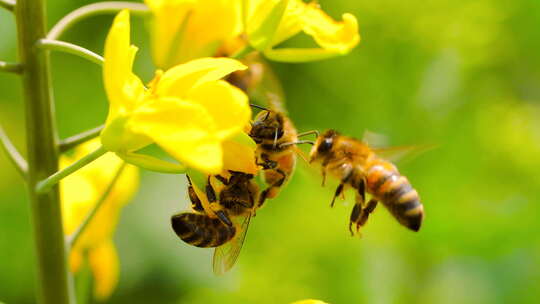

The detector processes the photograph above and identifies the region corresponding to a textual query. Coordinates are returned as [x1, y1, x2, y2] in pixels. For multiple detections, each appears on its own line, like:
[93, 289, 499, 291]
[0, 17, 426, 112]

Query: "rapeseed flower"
[101, 9, 256, 175]
[144, 0, 360, 64]
[247, 0, 360, 62]
[60, 138, 139, 300]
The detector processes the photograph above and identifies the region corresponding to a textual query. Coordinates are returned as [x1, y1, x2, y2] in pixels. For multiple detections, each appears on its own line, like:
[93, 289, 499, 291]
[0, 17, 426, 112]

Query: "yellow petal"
[129, 97, 224, 174]
[60, 172, 97, 235]
[222, 139, 258, 174]
[89, 240, 119, 301]
[186, 80, 251, 139]
[103, 10, 146, 118]
[270, 0, 304, 46]
[69, 248, 84, 273]
[299, 5, 360, 54]
[156, 57, 247, 98]
[146, 0, 242, 67]
[247, 0, 289, 50]
[176, 0, 243, 63]
[144, 0, 195, 68]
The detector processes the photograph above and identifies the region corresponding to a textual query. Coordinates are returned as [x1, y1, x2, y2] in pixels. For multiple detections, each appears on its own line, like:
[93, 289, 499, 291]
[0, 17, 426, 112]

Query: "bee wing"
[371, 144, 437, 164]
[362, 130, 390, 148]
[212, 214, 252, 275]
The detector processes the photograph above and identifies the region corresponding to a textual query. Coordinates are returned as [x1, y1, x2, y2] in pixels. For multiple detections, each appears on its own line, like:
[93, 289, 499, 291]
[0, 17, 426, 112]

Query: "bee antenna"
[297, 130, 320, 138]
[279, 140, 315, 148]
[250, 104, 269, 111]
[273, 128, 279, 149]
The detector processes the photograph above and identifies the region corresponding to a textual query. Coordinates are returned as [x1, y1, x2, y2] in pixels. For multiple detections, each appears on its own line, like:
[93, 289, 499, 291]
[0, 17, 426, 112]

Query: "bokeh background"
[2, 0, 540, 303]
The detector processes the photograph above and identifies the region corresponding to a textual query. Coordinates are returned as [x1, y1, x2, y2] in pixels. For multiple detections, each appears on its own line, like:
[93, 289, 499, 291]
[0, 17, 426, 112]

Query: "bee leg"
[188, 185, 204, 212]
[321, 159, 330, 186]
[273, 127, 279, 148]
[330, 169, 353, 207]
[331, 184, 344, 207]
[349, 202, 362, 236]
[358, 178, 366, 205]
[205, 177, 217, 203]
[214, 174, 229, 185]
[205, 177, 231, 225]
[258, 154, 277, 169]
[258, 169, 286, 208]
[349, 179, 366, 235]
[215, 210, 233, 227]
[356, 199, 378, 232]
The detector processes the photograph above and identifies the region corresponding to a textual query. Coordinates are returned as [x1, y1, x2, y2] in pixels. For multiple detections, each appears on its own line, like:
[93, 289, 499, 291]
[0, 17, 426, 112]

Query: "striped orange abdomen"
[171, 213, 236, 248]
[366, 161, 424, 231]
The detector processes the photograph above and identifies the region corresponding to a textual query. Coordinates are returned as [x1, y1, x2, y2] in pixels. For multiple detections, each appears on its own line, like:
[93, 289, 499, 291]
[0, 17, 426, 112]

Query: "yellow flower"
[144, 0, 359, 64]
[101, 10, 255, 175]
[246, 0, 361, 62]
[61, 138, 139, 300]
[145, 0, 243, 69]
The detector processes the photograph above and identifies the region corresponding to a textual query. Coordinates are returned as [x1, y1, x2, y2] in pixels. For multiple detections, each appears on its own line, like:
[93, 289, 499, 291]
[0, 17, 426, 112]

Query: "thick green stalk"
[14, 0, 73, 303]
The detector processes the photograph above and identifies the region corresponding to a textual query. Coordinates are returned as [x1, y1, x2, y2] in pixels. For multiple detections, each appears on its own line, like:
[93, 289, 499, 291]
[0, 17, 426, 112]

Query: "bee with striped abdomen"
[309, 130, 424, 234]
[171, 171, 259, 274]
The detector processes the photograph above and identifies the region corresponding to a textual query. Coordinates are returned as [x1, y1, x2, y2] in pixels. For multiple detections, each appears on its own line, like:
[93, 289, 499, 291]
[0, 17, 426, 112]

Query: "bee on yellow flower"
[101, 9, 257, 175]
[60, 138, 139, 300]
[144, 0, 360, 65]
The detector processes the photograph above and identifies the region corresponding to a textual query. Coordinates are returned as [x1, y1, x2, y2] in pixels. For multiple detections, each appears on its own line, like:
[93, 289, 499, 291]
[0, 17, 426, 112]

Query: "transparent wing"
[371, 144, 437, 164]
[212, 214, 252, 275]
[362, 130, 389, 148]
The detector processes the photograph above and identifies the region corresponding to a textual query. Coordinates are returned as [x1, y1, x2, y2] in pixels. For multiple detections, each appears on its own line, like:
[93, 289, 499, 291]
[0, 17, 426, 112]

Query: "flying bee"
[171, 171, 259, 274]
[309, 130, 425, 234]
[249, 105, 317, 207]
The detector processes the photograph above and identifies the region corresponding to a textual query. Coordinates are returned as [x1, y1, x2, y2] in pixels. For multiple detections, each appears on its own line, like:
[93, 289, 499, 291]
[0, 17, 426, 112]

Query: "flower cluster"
[145, 0, 360, 68]
[62, 0, 359, 300]
[60, 139, 138, 300]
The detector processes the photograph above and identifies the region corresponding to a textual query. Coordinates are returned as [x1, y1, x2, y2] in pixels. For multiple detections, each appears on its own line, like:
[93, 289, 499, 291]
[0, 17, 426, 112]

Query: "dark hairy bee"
[249, 108, 300, 207]
[309, 130, 425, 234]
[171, 171, 259, 274]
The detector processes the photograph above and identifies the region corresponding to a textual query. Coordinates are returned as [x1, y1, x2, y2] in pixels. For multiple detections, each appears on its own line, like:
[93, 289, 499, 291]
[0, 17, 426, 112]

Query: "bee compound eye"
[318, 137, 333, 153]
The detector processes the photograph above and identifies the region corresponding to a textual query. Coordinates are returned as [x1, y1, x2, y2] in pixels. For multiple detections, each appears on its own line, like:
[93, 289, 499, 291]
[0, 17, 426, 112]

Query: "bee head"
[310, 129, 338, 162]
[249, 110, 285, 143]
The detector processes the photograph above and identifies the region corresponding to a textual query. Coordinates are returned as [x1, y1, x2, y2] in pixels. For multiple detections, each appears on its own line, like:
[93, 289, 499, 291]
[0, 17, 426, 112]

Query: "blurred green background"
[2, 0, 540, 303]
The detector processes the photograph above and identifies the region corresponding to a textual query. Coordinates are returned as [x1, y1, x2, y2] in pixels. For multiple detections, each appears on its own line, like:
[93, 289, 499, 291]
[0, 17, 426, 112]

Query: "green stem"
[36, 145, 107, 194]
[47, 1, 149, 40]
[0, 0, 15, 11]
[0, 123, 28, 179]
[59, 125, 104, 153]
[0, 60, 23, 74]
[15, 0, 74, 302]
[68, 163, 126, 248]
[38, 39, 103, 66]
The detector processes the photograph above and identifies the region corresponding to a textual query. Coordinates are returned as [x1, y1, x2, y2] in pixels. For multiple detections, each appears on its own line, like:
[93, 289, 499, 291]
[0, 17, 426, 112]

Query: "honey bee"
[309, 130, 425, 234]
[171, 171, 259, 274]
[249, 105, 317, 207]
